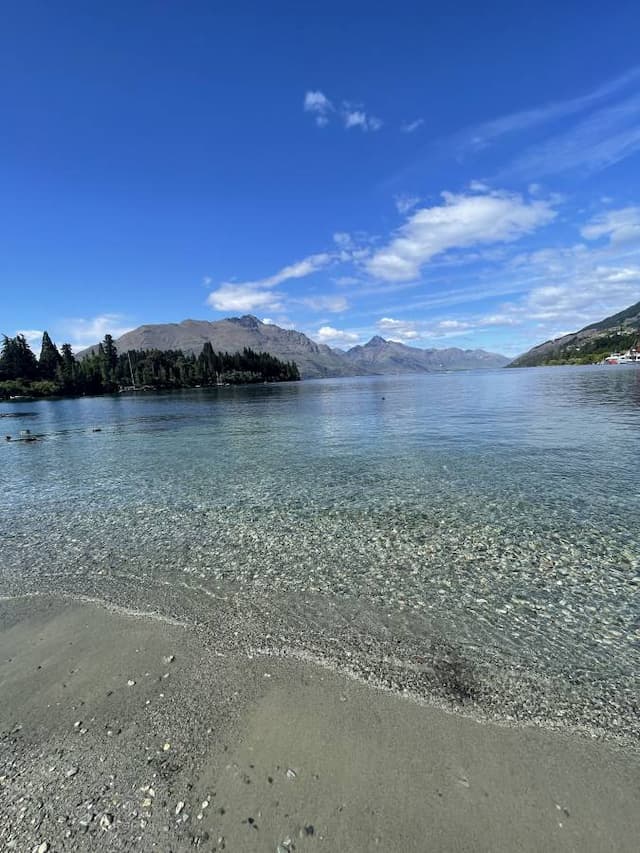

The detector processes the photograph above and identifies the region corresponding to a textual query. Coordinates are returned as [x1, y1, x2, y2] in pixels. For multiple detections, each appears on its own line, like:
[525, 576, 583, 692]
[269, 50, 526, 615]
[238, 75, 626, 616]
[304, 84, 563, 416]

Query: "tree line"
[0, 333, 300, 398]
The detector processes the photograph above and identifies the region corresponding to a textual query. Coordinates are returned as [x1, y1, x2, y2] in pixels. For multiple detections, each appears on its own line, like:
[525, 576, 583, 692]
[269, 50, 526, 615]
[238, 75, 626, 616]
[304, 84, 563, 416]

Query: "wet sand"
[1, 595, 638, 852]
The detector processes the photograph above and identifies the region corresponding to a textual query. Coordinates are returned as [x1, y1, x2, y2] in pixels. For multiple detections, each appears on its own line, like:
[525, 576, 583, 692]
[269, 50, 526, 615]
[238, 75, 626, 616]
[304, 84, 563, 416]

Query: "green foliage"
[0, 334, 39, 381]
[0, 331, 300, 399]
[38, 331, 62, 380]
[510, 330, 639, 367]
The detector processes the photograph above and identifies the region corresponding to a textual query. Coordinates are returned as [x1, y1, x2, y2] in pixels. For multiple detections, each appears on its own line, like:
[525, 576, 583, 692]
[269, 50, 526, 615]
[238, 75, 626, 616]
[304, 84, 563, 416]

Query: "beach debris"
[127, 679, 136, 687]
[34, 844, 49, 853]
[162, 654, 175, 663]
[286, 768, 297, 780]
[175, 800, 185, 815]
[65, 766, 79, 778]
[201, 799, 209, 809]
[99, 813, 113, 830]
[163, 742, 171, 751]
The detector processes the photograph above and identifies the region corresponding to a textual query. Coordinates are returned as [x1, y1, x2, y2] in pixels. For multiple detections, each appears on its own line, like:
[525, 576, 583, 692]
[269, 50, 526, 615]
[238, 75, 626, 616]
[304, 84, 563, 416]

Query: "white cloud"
[438, 319, 471, 330]
[400, 118, 424, 134]
[305, 91, 383, 131]
[62, 314, 134, 350]
[300, 295, 348, 312]
[469, 179, 490, 192]
[207, 252, 333, 313]
[581, 206, 640, 244]
[207, 284, 282, 313]
[333, 232, 353, 248]
[394, 194, 421, 215]
[377, 317, 420, 340]
[315, 325, 360, 345]
[15, 329, 44, 349]
[366, 188, 556, 281]
[342, 105, 382, 132]
[304, 90, 334, 126]
[480, 313, 521, 327]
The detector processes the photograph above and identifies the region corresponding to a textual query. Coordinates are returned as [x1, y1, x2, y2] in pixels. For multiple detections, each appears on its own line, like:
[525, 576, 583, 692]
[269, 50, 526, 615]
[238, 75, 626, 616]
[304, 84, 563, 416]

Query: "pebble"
[163, 742, 171, 751]
[175, 801, 185, 816]
[34, 844, 49, 853]
[127, 679, 136, 687]
[65, 767, 78, 778]
[99, 813, 113, 830]
[286, 768, 297, 780]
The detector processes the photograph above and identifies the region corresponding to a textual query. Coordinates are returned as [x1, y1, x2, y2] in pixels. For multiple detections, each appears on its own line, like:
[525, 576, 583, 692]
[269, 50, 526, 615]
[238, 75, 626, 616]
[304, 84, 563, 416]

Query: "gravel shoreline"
[1, 595, 639, 852]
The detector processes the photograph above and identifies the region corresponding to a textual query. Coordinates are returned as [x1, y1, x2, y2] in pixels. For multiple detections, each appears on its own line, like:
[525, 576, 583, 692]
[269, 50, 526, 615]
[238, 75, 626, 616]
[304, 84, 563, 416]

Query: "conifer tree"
[38, 331, 62, 380]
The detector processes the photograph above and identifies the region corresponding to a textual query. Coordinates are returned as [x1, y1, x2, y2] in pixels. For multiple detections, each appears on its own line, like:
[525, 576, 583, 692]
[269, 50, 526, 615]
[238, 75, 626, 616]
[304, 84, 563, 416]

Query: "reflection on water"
[1, 367, 639, 738]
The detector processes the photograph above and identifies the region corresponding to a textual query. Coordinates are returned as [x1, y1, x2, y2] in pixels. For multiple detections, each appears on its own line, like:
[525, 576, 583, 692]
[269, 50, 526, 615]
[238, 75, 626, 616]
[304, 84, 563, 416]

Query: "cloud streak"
[366, 188, 556, 281]
[207, 252, 334, 313]
[460, 66, 640, 151]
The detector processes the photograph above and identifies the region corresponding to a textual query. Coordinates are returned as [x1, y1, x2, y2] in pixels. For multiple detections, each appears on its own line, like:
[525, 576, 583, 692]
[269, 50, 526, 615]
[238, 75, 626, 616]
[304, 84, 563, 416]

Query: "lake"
[2, 366, 639, 739]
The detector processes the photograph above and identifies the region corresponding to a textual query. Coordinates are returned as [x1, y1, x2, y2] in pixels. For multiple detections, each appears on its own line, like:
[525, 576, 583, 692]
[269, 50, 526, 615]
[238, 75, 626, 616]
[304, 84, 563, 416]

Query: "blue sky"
[3, 0, 640, 357]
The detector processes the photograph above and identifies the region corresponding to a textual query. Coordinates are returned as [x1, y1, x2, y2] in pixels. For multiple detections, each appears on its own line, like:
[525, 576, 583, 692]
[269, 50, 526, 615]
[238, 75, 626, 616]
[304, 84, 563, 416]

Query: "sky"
[3, 0, 640, 357]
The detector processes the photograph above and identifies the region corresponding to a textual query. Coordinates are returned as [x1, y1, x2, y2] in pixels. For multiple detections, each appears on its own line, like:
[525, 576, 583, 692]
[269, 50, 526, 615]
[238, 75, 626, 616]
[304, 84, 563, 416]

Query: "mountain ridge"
[509, 299, 640, 367]
[79, 316, 509, 378]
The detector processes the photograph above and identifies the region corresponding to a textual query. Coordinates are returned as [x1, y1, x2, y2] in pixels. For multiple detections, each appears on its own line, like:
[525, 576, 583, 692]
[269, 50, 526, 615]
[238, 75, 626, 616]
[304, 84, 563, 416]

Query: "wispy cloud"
[303, 90, 382, 131]
[304, 90, 333, 126]
[460, 66, 640, 151]
[207, 284, 283, 313]
[61, 314, 134, 351]
[377, 317, 419, 340]
[342, 105, 382, 132]
[394, 194, 421, 215]
[505, 92, 640, 178]
[299, 294, 348, 312]
[207, 252, 334, 313]
[580, 205, 640, 244]
[366, 187, 556, 281]
[15, 329, 45, 349]
[400, 118, 424, 134]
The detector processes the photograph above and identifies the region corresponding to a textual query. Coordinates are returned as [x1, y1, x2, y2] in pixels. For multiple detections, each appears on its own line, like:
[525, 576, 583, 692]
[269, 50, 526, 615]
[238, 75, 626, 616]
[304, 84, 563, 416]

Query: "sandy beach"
[1, 595, 638, 852]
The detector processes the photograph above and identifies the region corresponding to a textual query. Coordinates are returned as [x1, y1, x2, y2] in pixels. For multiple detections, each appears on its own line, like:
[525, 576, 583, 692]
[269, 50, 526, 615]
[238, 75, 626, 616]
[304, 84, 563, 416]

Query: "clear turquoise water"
[2, 367, 639, 737]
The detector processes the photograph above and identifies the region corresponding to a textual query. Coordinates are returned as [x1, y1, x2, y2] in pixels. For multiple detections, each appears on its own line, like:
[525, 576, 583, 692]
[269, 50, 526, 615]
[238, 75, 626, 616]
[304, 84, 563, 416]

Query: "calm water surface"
[2, 367, 639, 738]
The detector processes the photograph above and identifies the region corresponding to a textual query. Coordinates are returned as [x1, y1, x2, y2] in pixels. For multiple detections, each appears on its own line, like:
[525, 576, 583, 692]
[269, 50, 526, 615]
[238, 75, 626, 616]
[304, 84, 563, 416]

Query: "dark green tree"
[38, 331, 62, 380]
[0, 334, 39, 381]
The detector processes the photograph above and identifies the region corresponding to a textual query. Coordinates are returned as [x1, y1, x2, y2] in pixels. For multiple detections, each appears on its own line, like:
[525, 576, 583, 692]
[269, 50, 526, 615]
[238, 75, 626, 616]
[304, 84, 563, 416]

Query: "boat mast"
[127, 351, 136, 389]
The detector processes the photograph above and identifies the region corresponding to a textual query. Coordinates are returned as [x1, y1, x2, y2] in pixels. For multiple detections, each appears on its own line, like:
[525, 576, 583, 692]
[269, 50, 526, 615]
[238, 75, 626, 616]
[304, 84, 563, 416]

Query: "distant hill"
[79, 316, 509, 378]
[509, 300, 640, 367]
[344, 335, 509, 372]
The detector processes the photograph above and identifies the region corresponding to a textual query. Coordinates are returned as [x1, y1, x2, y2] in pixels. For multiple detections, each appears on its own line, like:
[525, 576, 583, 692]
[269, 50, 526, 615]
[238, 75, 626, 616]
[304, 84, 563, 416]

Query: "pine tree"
[0, 334, 39, 381]
[38, 331, 62, 380]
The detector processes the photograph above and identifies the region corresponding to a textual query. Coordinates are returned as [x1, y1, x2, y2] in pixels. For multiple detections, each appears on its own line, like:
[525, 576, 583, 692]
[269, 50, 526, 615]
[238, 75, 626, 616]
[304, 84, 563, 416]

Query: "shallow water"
[1, 367, 639, 738]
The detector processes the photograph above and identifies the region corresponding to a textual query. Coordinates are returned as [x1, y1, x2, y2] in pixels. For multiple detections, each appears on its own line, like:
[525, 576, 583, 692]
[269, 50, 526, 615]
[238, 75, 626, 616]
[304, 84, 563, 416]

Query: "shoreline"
[1, 595, 638, 852]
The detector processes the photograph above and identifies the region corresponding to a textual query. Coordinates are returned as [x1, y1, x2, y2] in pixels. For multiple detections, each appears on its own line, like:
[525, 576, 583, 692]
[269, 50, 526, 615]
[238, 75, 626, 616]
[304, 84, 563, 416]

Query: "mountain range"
[510, 299, 640, 367]
[80, 315, 510, 378]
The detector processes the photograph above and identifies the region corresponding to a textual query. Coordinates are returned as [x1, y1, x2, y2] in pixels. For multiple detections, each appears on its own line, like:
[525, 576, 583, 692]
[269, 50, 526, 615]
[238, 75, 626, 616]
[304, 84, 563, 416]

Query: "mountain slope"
[344, 335, 510, 372]
[80, 316, 358, 379]
[510, 300, 640, 367]
[80, 316, 509, 378]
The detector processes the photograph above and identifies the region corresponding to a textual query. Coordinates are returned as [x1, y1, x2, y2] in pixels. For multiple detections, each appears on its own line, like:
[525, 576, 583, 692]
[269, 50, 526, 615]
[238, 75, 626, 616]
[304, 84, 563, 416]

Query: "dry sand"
[0, 595, 638, 852]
